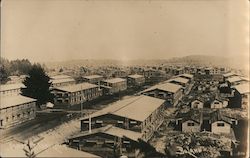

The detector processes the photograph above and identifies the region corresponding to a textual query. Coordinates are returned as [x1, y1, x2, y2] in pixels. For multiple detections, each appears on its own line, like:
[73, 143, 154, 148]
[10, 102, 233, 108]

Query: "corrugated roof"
[37, 144, 100, 157]
[128, 74, 144, 79]
[0, 83, 25, 92]
[0, 95, 36, 109]
[141, 82, 182, 93]
[103, 78, 126, 83]
[81, 95, 165, 122]
[68, 125, 142, 142]
[233, 83, 250, 94]
[83, 75, 103, 79]
[54, 82, 98, 93]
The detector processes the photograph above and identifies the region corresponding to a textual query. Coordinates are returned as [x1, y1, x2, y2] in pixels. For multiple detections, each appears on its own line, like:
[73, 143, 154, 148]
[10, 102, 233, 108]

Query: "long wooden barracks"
[80, 95, 166, 142]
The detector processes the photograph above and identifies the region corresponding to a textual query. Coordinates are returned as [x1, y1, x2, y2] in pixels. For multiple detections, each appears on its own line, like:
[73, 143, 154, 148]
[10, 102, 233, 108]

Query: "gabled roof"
[141, 82, 182, 94]
[210, 110, 233, 124]
[176, 110, 202, 124]
[0, 83, 25, 92]
[211, 99, 223, 104]
[50, 75, 73, 80]
[83, 75, 103, 79]
[51, 78, 75, 84]
[54, 82, 98, 93]
[233, 83, 250, 94]
[227, 76, 245, 83]
[178, 73, 194, 79]
[168, 77, 189, 84]
[223, 72, 236, 78]
[1, 95, 36, 109]
[128, 74, 144, 79]
[68, 125, 142, 142]
[103, 78, 126, 83]
[192, 98, 205, 103]
[81, 95, 165, 122]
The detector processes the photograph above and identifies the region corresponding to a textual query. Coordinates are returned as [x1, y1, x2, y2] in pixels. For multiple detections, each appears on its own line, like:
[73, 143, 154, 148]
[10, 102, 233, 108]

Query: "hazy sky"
[1, 0, 249, 63]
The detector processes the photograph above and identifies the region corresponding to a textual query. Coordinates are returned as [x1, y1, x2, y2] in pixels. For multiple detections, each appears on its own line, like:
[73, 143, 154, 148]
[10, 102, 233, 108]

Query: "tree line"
[0, 58, 33, 83]
[0, 58, 48, 84]
[1, 57, 54, 108]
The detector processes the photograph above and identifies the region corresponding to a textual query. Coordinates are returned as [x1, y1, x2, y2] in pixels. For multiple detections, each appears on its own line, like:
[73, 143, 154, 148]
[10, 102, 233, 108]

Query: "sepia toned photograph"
[0, 0, 249, 157]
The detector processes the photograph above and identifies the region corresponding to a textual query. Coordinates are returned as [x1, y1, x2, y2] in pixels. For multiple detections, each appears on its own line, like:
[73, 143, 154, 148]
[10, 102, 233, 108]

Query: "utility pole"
[81, 85, 83, 117]
[89, 114, 92, 133]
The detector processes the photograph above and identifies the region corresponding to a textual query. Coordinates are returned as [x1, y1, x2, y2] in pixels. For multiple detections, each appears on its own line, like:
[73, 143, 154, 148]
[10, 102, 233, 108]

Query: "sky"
[1, 0, 249, 65]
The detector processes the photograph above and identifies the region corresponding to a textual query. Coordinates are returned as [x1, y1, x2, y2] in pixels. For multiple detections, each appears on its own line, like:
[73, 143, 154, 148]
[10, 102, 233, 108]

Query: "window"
[187, 122, 195, 126]
[217, 123, 225, 127]
[123, 140, 130, 144]
[96, 120, 103, 123]
[130, 121, 137, 124]
[105, 140, 114, 144]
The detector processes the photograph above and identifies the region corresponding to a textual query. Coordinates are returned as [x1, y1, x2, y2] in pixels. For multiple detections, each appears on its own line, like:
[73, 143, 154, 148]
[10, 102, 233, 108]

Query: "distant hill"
[44, 54, 247, 70]
[167, 55, 231, 66]
[169, 55, 249, 68]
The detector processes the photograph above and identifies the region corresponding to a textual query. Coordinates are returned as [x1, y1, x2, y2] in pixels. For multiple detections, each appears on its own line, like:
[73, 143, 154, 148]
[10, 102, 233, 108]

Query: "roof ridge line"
[111, 96, 144, 113]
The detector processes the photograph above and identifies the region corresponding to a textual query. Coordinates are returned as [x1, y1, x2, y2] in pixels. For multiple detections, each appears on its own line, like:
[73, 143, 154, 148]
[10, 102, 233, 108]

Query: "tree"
[23, 140, 36, 158]
[0, 65, 10, 84]
[59, 68, 63, 72]
[9, 59, 32, 75]
[21, 64, 54, 107]
[137, 139, 165, 157]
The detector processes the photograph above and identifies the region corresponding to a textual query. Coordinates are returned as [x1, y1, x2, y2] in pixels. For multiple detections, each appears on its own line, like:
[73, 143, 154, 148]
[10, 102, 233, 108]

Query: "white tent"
[46, 102, 54, 108]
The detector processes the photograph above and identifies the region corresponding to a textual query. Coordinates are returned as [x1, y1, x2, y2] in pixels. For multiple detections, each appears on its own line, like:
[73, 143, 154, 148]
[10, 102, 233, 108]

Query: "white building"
[210, 99, 228, 109]
[191, 99, 204, 109]
[210, 111, 235, 134]
[82, 75, 104, 85]
[167, 77, 191, 94]
[141, 82, 182, 107]
[50, 75, 75, 88]
[80, 95, 165, 141]
[53, 83, 102, 107]
[0, 83, 25, 96]
[127, 74, 145, 87]
[0, 95, 36, 128]
[233, 83, 250, 109]
[100, 78, 127, 95]
[227, 76, 248, 86]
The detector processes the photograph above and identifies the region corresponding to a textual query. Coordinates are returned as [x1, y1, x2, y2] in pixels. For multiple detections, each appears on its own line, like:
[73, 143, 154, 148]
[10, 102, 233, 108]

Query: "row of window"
[56, 91, 101, 103]
[71, 88, 99, 96]
[1, 102, 35, 113]
[187, 122, 225, 127]
[0, 89, 21, 95]
[70, 92, 100, 103]
[1, 109, 35, 125]
[83, 120, 138, 124]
